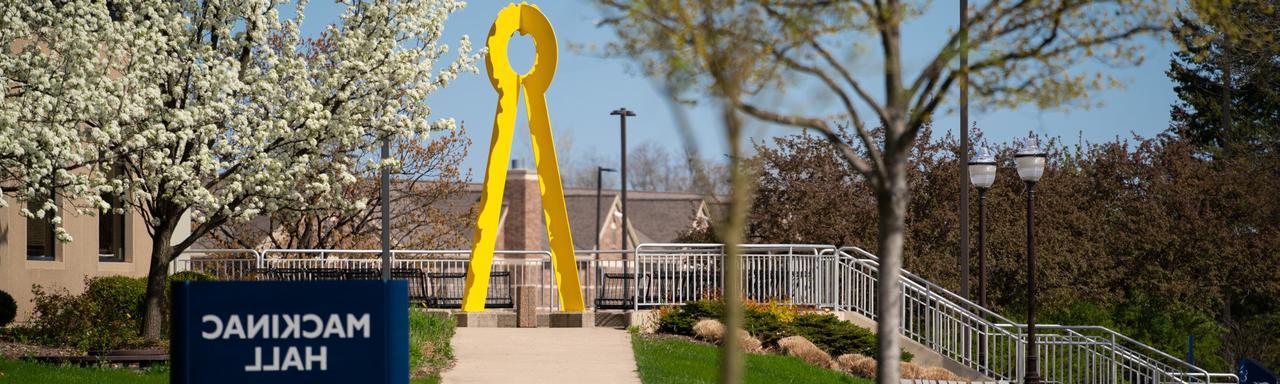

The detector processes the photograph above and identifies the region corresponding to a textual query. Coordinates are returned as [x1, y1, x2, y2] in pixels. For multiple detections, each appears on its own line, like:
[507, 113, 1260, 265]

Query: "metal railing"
[171, 248, 633, 311]
[170, 244, 1237, 383]
[836, 246, 1235, 384]
[632, 244, 838, 310]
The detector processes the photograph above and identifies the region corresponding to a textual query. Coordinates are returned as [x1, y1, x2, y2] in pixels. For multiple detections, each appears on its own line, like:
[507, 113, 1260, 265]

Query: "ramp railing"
[836, 246, 1235, 384]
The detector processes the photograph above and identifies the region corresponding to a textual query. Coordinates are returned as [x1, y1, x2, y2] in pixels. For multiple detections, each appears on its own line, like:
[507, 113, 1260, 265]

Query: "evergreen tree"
[1169, 1, 1280, 154]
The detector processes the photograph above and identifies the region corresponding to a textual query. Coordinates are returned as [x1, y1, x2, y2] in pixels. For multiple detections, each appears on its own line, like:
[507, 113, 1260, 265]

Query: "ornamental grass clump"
[692, 318, 763, 353]
[777, 335, 837, 369]
[836, 353, 877, 378]
[692, 319, 725, 342]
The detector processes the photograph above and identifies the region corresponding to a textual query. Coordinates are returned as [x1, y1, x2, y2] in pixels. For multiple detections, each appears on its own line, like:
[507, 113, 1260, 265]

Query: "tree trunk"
[875, 149, 909, 383]
[719, 105, 749, 384]
[141, 221, 176, 341]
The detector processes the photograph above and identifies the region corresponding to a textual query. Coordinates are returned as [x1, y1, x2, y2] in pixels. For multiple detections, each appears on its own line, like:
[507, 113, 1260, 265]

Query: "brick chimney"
[502, 160, 547, 251]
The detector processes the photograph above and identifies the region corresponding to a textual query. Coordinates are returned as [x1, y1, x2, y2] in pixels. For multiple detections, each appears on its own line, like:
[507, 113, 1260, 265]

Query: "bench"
[596, 272, 643, 309]
[425, 271, 514, 309]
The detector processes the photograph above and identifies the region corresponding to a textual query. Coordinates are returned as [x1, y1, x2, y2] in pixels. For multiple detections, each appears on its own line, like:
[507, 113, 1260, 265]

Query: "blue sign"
[1240, 358, 1278, 384]
[171, 280, 409, 384]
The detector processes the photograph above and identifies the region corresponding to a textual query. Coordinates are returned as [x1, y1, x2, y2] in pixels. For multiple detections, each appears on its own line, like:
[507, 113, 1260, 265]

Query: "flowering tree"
[208, 129, 474, 251]
[1, 0, 477, 340]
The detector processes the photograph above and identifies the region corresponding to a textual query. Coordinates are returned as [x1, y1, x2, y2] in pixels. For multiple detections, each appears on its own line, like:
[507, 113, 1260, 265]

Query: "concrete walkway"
[442, 328, 641, 384]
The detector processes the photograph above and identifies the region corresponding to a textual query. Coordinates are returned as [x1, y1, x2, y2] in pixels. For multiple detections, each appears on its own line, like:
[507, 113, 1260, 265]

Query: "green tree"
[1169, 0, 1280, 153]
[596, 1, 1169, 381]
[733, 127, 1280, 371]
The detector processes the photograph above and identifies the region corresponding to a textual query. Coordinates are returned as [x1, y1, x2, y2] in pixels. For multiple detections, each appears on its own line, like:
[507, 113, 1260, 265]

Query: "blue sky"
[301, 1, 1179, 174]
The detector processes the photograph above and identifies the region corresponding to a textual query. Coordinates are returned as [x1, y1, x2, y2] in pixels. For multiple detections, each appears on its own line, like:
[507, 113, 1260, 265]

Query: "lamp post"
[967, 146, 996, 308]
[1014, 134, 1047, 384]
[610, 108, 635, 303]
[968, 145, 996, 365]
[595, 167, 617, 250]
[610, 108, 635, 252]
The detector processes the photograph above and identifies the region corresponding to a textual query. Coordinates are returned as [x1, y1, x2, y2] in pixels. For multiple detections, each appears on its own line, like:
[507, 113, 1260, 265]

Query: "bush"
[656, 299, 723, 336]
[84, 276, 147, 330]
[25, 276, 148, 351]
[656, 299, 912, 362]
[786, 313, 876, 357]
[0, 290, 16, 328]
[27, 284, 100, 350]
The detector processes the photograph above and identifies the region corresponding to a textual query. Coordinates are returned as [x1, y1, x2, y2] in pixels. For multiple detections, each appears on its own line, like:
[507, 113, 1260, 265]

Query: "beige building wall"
[0, 195, 186, 323]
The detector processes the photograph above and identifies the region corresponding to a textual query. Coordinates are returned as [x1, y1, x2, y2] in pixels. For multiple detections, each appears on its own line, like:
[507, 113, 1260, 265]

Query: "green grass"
[0, 310, 454, 384]
[408, 309, 456, 383]
[0, 358, 167, 383]
[631, 335, 873, 384]
[0, 358, 440, 384]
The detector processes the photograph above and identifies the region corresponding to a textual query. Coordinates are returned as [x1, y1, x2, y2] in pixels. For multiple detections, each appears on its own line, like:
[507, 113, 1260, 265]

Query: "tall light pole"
[610, 108, 635, 251]
[1015, 134, 1047, 384]
[380, 137, 392, 281]
[958, 0, 972, 301]
[968, 146, 996, 308]
[968, 145, 996, 365]
[595, 167, 617, 250]
[610, 108, 635, 304]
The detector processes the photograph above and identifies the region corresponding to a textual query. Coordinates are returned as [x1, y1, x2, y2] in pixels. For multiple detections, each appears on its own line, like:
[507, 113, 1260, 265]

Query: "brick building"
[467, 163, 718, 253]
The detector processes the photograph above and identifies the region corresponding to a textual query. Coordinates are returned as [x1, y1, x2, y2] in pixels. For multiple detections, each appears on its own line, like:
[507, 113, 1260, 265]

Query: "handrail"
[838, 246, 1232, 384]
[839, 247, 1021, 325]
[1027, 324, 1215, 380]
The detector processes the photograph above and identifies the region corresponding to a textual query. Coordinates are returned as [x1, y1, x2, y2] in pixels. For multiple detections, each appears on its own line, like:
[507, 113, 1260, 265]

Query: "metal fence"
[631, 244, 837, 309]
[171, 248, 633, 311]
[171, 244, 1237, 383]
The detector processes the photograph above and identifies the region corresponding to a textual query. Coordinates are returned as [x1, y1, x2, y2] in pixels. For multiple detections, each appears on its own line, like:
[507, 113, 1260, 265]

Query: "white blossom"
[2, 0, 478, 250]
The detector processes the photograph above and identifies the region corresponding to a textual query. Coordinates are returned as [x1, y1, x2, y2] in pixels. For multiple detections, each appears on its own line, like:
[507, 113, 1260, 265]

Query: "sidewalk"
[442, 327, 641, 384]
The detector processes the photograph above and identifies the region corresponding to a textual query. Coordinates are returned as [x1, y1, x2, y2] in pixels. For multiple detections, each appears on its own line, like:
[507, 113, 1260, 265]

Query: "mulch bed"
[0, 341, 78, 360]
[1, 342, 167, 368]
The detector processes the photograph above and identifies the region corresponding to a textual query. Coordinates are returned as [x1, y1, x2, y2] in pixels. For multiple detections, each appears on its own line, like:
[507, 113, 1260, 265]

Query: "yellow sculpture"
[463, 3, 585, 312]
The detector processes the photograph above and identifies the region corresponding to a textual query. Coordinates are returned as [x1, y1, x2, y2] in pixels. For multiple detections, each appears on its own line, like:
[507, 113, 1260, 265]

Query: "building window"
[99, 192, 126, 262]
[26, 198, 57, 261]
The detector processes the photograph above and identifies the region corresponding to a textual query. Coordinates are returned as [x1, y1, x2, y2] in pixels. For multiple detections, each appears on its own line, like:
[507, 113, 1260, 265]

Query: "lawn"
[409, 309, 457, 383]
[0, 358, 167, 383]
[0, 310, 455, 384]
[0, 359, 442, 384]
[631, 335, 872, 384]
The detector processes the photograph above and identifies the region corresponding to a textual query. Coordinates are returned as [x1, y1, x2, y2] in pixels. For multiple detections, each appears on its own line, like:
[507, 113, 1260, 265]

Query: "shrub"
[169, 271, 216, 283]
[786, 312, 876, 357]
[81, 276, 147, 350]
[84, 276, 147, 329]
[0, 290, 16, 328]
[656, 299, 914, 362]
[742, 305, 788, 347]
[655, 299, 791, 347]
[24, 276, 149, 351]
[27, 284, 99, 350]
[656, 299, 723, 336]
